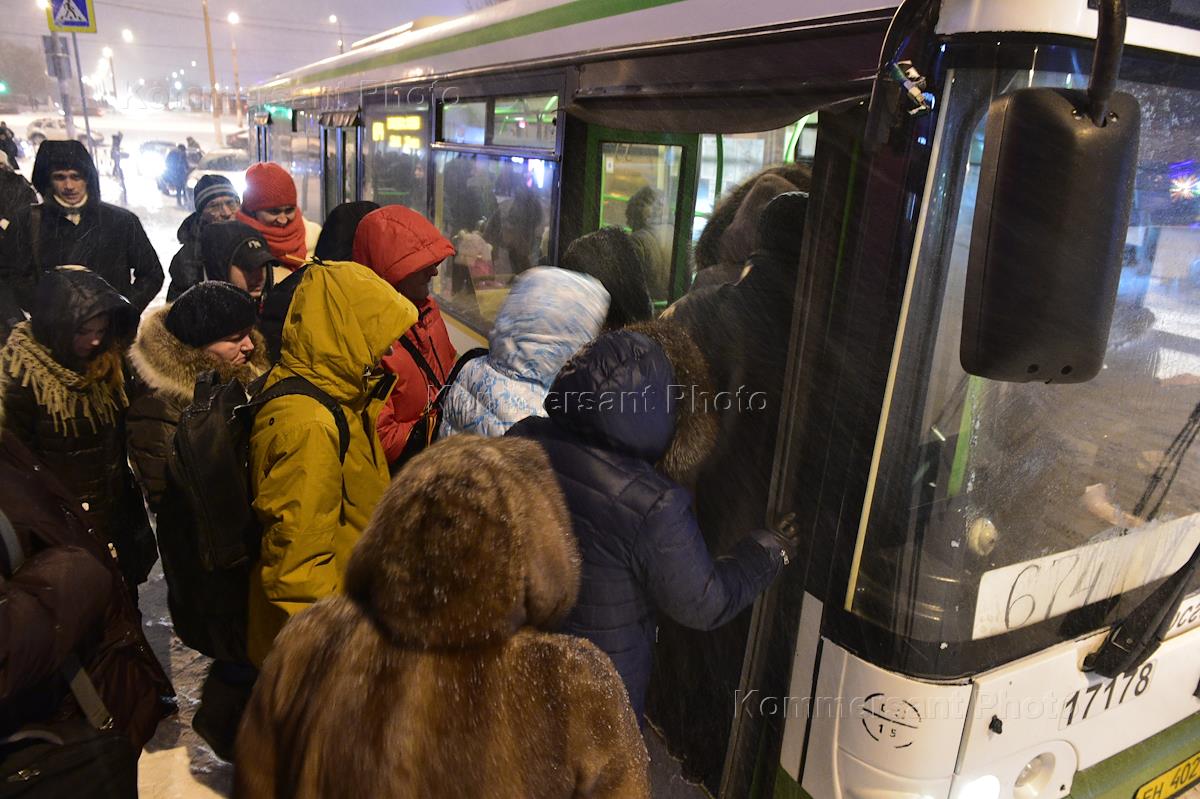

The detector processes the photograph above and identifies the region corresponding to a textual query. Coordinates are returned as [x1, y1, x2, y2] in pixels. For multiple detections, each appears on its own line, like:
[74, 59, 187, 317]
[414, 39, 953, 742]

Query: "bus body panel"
[801, 640, 972, 797]
[936, 0, 1200, 57]
[265, 0, 896, 99]
[959, 625, 1200, 777]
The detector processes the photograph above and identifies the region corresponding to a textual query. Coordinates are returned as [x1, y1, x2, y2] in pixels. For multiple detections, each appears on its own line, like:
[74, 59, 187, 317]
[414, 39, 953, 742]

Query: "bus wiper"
[1083, 539, 1200, 678]
[1084, 398, 1200, 678]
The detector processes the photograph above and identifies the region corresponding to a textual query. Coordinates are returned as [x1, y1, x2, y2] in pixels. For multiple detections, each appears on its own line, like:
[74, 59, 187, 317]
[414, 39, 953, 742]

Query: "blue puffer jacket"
[440, 267, 609, 438]
[507, 330, 784, 721]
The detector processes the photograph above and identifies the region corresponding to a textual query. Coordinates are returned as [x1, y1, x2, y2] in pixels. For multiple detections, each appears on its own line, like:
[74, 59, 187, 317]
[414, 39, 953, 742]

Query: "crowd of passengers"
[0, 139, 811, 797]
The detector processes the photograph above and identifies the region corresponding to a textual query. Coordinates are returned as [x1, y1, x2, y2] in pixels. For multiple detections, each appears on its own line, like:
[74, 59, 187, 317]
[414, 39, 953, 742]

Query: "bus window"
[442, 101, 487, 146]
[342, 128, 360, 203]
[273, 110, 322, 223]
[693, 116, 816, 241]
[362, 106, 428, 214]
[492, 95, 558, 149]
[849, 66, 1200, 654]
[322, 127, 339, 217]
[599, 142, 682, 302]
[431, 150, 556, 330]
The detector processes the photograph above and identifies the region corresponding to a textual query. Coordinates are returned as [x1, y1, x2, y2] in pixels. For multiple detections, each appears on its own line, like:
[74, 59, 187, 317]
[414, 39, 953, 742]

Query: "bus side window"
[431, 151, 557, 330]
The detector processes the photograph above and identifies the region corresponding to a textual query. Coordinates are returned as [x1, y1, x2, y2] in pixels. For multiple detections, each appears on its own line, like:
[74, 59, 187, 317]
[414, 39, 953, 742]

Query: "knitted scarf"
[0, 322, 127, 436]
[238, 209, 308, 268]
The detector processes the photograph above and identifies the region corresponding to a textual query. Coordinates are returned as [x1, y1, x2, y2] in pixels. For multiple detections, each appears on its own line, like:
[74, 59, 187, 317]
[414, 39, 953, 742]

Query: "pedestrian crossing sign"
[46, 0, 97, 34]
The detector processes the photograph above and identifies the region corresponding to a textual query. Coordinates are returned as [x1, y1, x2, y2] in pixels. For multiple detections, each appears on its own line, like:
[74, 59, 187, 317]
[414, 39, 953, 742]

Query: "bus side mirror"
[960, 87, 1139, 383]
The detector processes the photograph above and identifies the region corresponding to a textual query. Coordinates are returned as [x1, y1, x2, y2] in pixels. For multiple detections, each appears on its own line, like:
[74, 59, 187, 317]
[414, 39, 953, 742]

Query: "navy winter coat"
[507, 330, 783, 721]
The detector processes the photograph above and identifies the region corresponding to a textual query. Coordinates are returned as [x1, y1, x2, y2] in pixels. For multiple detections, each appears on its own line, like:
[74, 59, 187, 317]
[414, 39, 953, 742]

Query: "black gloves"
[753, 512, 799, 567]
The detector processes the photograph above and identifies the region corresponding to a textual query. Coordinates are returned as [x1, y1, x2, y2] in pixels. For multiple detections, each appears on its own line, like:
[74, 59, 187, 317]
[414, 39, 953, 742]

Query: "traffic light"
[0, 81, 9, 94]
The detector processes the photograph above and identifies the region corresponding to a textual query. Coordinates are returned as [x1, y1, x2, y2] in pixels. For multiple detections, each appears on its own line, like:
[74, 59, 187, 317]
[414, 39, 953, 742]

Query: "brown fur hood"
[345, 435, 580, 648]
[128, 305, 269, 404]
[626, 319, 719, 487]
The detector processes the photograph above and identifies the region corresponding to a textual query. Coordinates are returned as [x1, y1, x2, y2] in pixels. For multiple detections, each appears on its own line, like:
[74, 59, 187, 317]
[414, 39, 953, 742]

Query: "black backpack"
[161, 371, 350, 663]
[391, 345, 487, 472]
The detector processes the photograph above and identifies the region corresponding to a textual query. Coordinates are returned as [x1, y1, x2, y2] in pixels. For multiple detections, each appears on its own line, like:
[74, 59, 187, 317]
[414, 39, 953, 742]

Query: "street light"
[227, 12, 243, 119]
[329, 14, 344, 54]
[121, 28, 134, 43]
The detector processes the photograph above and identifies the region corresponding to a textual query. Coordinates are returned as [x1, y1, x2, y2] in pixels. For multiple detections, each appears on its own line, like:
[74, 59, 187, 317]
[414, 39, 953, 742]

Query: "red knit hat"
[241, 162, 297, 213]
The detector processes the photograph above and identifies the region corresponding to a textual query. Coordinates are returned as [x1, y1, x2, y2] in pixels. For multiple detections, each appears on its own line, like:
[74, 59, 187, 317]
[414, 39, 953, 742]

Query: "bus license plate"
[1134, 751, 1200, 799]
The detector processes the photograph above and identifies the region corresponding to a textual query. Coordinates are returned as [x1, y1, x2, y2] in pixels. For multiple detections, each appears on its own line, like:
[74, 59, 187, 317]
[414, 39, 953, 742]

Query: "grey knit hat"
[193, 174, 239, 215]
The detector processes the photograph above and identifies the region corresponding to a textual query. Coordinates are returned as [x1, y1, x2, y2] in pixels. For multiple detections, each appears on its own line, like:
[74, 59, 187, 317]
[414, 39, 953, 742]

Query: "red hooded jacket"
[352, 206, 457, 463]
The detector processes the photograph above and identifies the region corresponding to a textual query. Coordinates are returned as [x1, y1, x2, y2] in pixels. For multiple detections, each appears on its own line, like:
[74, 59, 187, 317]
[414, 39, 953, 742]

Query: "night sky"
[0, 0, 475, 91]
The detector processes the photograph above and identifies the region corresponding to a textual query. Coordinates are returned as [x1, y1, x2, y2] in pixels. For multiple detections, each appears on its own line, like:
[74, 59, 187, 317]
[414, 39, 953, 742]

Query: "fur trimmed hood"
[345, 435, 579, 649]
[626, 319, 718, 486]
[128, 305, 269, 404]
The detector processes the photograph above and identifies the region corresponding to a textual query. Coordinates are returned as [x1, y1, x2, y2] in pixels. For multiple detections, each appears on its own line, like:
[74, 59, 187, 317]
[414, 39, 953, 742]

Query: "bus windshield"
[849, 55, 1200, 658]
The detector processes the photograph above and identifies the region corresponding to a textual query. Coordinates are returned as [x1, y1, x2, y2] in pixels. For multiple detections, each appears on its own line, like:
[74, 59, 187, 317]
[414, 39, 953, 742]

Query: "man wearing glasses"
[166, 175, 242, 301]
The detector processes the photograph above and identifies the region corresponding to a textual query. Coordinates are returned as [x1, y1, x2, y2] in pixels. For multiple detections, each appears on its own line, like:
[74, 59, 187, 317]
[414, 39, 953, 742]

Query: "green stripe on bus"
[299, 0, 689, 86]
[1069, 711, 1200, 799]
[773, 765, 813, 799]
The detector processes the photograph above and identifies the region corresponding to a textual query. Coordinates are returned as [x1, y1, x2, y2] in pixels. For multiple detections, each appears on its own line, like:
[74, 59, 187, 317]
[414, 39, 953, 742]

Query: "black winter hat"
[200, 220, 276, 281]
[165, 282, 258, 347]
[193, 174, 239, 215]
[314, 200, 379, 261]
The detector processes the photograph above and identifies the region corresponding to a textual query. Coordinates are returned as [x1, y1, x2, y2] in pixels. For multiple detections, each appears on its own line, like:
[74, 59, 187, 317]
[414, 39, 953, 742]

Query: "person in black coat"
[506, 323, 796, 722]
[652, 191, 808, 789]
[313, 200, 379, 261]
[0, 266, 156, 598]
[0, 140, 163, 314]
[0, 428, 174, 750]
[165, 144, 189, 207]
[165, 174, 242, 301]
[0, 166, 36, 342]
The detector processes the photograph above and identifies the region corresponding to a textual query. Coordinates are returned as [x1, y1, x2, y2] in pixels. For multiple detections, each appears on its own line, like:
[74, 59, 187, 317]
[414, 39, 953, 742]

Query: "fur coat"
[235, 435, 649, 799]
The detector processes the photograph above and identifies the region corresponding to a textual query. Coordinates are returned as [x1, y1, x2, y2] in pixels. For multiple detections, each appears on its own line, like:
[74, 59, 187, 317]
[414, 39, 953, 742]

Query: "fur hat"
[165, 282, 258, 347]
[241, 162, 297, 214]
[345, 435, 578, 648]
[193, 174, 239, 215]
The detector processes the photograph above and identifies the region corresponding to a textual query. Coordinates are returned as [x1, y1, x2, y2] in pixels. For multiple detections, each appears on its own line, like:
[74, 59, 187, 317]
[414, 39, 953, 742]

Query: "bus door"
[582, 126, 699, 308]
[251, 112, 271, 162]
[319, 109, 363, 219]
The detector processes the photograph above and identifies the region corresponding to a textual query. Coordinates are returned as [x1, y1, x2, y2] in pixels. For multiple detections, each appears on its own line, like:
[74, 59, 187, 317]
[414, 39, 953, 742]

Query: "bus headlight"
[960, 775, 1001, 799]
[1014, 754, 1055, 799]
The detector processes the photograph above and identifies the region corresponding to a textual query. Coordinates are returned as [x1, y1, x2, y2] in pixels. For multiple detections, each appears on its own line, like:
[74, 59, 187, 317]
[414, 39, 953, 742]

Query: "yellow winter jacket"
[246, 262, 417, 666]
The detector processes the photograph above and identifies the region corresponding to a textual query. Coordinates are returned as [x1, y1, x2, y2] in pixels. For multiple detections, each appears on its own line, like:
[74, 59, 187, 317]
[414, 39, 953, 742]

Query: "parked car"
[224, 128, 249, 149]
[136, 139, 176, 178]
[26, 117, 105, 148]
[184, 148, 250, 207]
